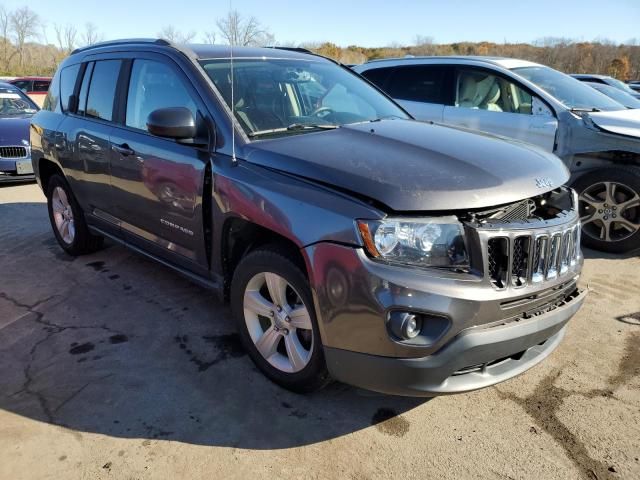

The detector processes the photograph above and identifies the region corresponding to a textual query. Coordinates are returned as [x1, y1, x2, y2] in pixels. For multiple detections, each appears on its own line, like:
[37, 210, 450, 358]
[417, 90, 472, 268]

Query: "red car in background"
[9, 77, 51, 108]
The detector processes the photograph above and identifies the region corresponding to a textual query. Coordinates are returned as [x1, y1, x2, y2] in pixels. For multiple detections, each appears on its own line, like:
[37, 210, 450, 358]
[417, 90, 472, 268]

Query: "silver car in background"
[582, 81, 640, 110]
[354, 57, 640, 253]
[571, 74, 640, 100]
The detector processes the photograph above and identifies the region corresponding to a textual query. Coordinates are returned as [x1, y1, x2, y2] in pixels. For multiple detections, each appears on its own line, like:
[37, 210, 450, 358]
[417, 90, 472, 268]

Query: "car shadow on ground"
[0, 201, 429, 450]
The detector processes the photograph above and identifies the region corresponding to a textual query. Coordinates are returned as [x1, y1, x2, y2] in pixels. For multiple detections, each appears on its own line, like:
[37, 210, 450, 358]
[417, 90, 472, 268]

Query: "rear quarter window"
[386, 65, 450, 104]
[361, 67, 394, 90]
[42, 74, 61, 112]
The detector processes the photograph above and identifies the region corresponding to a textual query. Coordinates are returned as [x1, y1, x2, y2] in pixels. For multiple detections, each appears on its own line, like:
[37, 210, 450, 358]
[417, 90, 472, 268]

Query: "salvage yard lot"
[0, 183, 638, 480]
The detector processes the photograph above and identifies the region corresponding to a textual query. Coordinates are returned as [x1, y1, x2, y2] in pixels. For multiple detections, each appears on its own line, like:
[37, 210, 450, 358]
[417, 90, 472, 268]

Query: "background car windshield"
[0, 86, 38, 117]
[200, 58, 408, 136]
[605, 76, 638, 95]
[588, 82, 640, 109]
[513, 66, 624, 111]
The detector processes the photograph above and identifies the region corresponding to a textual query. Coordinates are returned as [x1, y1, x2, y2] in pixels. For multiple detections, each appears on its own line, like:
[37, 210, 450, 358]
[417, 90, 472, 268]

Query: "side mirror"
[147, 107, 197, 140]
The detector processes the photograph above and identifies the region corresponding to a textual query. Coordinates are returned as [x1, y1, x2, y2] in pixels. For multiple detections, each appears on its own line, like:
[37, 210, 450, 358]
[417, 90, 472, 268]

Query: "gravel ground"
[0, 182, 638, 480]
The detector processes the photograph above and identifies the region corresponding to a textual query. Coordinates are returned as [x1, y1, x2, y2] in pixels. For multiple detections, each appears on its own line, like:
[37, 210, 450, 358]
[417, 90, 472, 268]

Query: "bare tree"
[202, 30, 217, 44]
[10, 6, 39, 67]
[0, 6, 12, 71]
[54, 23, 77, 54]
[216, 10, 274, 47]
[158, 25, 196, 43]
[81, 22, 102, 46]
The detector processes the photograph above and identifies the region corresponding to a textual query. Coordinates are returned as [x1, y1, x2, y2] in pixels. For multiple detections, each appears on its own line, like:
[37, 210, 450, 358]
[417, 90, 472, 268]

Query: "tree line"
[0, 4, 638, 81]
[309, 38, 640, 80]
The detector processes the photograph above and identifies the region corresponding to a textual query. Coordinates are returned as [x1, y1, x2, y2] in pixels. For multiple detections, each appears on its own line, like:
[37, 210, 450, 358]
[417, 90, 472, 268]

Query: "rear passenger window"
[77, 62, 94, 115]
[60, 64, 80, 112]
[86, 60, 122, 121]
[33, 81, 50, 92]
[387, 66, 449, 104]
[125, 59, 197, 132]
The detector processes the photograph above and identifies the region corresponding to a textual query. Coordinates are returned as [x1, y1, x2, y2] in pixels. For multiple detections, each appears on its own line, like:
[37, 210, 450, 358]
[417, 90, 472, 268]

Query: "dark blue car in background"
[0, 82, 39, 183]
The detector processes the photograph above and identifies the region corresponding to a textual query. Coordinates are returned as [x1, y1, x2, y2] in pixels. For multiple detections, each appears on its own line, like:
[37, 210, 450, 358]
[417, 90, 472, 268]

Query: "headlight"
[357, 216, 469, 269]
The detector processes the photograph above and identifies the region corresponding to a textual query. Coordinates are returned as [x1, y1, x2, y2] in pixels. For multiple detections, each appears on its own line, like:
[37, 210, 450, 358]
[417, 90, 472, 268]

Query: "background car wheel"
[573, 167, 640, 253]
[46, 174, 104, 256]
[230, 247, 330, 393]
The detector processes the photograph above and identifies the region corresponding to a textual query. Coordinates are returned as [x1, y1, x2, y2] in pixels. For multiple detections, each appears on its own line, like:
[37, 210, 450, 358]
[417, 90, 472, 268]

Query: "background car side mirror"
[147, 107, 197, 140]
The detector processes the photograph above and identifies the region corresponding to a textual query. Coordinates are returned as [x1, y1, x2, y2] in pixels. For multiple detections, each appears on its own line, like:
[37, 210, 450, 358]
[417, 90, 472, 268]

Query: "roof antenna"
[229, 0, 237, 163]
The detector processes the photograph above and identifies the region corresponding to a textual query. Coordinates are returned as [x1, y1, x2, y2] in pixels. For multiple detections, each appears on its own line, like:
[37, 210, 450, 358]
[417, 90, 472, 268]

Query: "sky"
[2, 0, 639, 47]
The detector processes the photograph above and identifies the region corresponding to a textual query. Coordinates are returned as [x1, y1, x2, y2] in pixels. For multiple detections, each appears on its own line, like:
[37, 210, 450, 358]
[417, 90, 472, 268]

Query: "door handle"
[112, 143, 135, 156]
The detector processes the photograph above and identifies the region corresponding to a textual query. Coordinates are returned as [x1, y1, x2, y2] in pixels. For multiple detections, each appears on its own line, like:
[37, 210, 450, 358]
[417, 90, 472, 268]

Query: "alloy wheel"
[243, 272, 314, 373]
[579, 181, 640, 242]
[52, 186, 75, 245]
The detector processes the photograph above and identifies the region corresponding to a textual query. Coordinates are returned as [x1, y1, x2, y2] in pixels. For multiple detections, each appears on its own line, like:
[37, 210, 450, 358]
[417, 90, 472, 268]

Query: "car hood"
[244, 119, 569, 211]
[0, 116, 31, 146]
[587, 109, 640, 138]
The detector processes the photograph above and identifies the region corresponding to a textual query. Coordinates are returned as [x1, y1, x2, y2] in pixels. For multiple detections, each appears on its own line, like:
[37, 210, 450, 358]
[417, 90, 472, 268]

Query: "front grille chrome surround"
[479, 218, 581, 290]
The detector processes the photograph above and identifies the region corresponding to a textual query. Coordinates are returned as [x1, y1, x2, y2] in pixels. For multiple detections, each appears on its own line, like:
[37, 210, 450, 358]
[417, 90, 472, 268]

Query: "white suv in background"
[354, 57, 640, 253]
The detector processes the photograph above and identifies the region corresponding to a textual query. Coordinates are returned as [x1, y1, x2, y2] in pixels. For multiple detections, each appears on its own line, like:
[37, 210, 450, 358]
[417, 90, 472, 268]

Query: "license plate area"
[16, 159, 33, 174]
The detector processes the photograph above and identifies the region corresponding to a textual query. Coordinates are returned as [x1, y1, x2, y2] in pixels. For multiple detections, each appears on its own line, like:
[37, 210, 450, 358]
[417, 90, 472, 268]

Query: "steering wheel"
[311, 106, 334, 119]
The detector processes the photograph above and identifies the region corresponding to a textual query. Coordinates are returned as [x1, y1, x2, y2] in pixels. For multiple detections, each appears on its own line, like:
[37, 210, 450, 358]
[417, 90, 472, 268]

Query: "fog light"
[388, 311, 422, 340]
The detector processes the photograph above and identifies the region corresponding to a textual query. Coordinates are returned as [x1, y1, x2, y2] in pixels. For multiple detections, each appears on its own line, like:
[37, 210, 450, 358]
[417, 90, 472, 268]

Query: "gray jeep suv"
[31, 40, 585, 396]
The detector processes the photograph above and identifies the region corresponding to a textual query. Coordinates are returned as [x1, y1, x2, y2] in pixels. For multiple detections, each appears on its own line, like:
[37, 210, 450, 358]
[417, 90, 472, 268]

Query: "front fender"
[212, 157, 383, 249]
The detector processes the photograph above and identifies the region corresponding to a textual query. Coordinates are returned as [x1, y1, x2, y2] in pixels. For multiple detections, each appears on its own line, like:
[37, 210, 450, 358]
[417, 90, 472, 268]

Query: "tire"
[46, 174, 104, 256]
[572, 167, 640, 253]
[230, 247, 330, 393]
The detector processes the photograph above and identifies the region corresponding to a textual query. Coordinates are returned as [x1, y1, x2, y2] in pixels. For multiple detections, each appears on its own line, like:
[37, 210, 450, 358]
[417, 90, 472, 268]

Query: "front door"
[443, 68, 558, 151]
[109, 56, 210, 271]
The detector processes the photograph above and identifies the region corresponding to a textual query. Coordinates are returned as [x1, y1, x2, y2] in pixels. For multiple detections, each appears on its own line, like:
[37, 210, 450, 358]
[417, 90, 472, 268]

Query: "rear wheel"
[573, 167, 640, 253]
[230, 247, 330, 393]
[46, 174, 104, 255]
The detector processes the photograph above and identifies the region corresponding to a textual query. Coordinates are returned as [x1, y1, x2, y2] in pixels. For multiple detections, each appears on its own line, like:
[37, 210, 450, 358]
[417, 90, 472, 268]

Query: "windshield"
[588, 83, 640, 109]
[513, 66, 624, 112]
[199, 58, 408, 138]
[604, 77, 638, 95]
[0, 86, 38, 117]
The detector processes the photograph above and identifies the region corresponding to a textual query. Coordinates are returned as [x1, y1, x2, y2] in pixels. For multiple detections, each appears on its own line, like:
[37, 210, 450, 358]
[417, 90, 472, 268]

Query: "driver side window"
[126, 59, 197, 132]
[455, 70, 534, 114]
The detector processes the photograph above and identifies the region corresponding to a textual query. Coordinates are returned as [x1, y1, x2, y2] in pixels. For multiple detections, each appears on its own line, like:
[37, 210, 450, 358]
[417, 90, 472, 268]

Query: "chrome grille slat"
[484, 223, 580, 290]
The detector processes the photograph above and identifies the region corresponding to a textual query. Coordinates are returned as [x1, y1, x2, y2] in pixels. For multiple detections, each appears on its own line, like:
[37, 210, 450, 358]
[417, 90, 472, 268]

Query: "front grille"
[0, 146, 28, 158]
[485, 223, 580, 289]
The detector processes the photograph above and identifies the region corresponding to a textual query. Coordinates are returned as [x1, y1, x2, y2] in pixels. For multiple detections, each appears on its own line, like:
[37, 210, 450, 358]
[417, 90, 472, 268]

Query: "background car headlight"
[357, 216, 469, 269]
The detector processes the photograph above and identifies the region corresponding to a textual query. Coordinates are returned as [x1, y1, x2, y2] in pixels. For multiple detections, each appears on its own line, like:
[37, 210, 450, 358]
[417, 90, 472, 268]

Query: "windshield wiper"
[369, 115, 405, 122]
[570, 107, 601, 113]
[248, 123, 338, 138]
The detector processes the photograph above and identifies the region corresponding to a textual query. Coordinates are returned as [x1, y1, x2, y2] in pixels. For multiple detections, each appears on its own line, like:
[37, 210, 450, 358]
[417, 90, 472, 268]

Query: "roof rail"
[267, 46, 314, 55]
[71, 38, 170, 55]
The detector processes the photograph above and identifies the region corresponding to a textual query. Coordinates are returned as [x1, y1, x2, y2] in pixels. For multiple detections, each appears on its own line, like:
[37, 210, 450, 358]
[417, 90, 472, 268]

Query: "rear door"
[65, 59, 122, 221]
[443, 67, 558, 151]
[108, 54, 210, 272]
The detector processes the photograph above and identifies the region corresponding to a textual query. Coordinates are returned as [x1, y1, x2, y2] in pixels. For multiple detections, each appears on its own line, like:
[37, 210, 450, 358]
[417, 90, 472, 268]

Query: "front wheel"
[230, 247, 330, 393]
[573, 167, 640, 253]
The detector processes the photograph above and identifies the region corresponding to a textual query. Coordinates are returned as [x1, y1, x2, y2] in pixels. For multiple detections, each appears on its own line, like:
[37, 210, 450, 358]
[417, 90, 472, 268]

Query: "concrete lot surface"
[0, 183, 638, 480]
